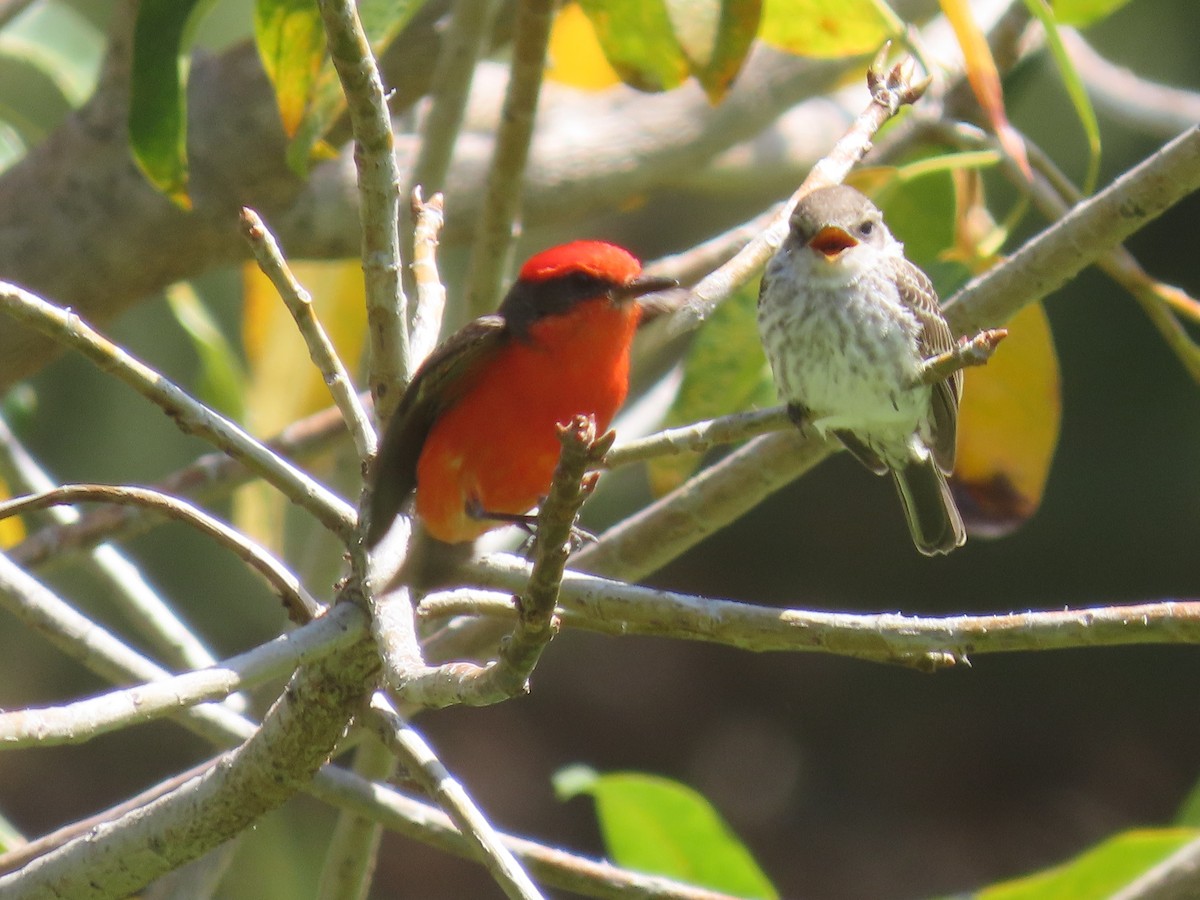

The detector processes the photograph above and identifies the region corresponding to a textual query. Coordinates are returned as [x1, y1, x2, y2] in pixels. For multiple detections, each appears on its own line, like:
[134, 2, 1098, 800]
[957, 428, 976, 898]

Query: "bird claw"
[867, 42, 931, 113]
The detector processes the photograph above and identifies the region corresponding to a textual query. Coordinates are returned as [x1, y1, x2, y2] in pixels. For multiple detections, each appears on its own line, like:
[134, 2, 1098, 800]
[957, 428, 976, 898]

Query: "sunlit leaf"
[953, 303, 1060, 536]
[555, 766, 778, 899]
[665, 0, 762, 102]
[1052, 0, 1134, 26]
[759, 0, 898, 58]
[547, 2, 621, 89]
[647, 278, 775, 495]
[255, 0, 327, 137]
[129, 0, 219, 207]
[284, 0, 425, 174]
[237, 258, 366, 548]
[577, 0, 689, 92]
[1022, 0, 1101, 193]
[979, 829, 1196, 899]
[165, 282, 246, 420]
[0, 475, 25, 549]
[938, 0, 1031, 180]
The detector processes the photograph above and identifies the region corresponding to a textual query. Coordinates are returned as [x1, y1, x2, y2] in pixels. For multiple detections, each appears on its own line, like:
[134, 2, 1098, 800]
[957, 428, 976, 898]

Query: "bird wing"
[365, 315, 509, 546]
[893, 259, 961, 473]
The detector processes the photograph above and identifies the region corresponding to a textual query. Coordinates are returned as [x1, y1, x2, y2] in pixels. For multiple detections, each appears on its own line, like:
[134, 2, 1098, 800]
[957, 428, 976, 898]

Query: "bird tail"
[891, 457, 966, 556]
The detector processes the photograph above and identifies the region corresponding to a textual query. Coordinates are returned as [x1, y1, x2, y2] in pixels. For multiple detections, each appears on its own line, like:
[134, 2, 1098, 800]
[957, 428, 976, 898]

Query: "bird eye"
[858, 220, 874, 237]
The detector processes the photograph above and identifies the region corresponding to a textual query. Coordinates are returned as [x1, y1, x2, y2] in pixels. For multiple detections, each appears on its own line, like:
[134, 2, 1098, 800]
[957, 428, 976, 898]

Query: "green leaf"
[166, 283, 246, 420]
[129, 0, 219, 206]
[647, 277, 776, 495]
[1051, 0, 1133, 27]
[759, 0, 900, 58]
[1021, 0, 1101, 193]
[283, 0, 426, 175]
[978, 828, 1197, 899]
[664, 0, 762, 102]
[577, 0, 690, 92]
[255, 0, 327, 138]
[555, 766, 778, 899]
[1173, 775, 1200, 827]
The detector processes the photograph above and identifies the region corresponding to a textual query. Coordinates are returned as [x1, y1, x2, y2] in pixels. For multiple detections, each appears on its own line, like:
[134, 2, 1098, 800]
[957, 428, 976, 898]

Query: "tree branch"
[0, 604, 363, 748]
[0, 282, 358, 543]
[462, 0, 554, 319]
[240, 208, 376, 462]
[0, 483, 324, 624]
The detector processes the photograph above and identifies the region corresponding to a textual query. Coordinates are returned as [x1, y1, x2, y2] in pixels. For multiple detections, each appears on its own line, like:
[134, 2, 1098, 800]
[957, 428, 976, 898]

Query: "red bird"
[366, 240, 675, 549]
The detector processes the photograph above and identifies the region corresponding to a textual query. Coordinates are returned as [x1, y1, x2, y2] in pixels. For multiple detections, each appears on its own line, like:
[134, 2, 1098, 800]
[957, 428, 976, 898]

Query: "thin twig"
[942, 125, 1200, 336]
[317, 0, 410, 419]
[315, 733, 397, 900]
[0, 485, 324, 624]
[935, 119, 1200, 382]
[915, 328, 1008, 386]
[0, 604, 364, 748]
[240, 207, 376, 462]
[452, 555, 1200, 667]
[0, 415, 226, 683]
[409, 189, 448, 366]
[0, 552, 257, 747]
[387, 418, 603, 709]
[675, 48, 931, 330]
[463, 0, 555, 318]
[495, 417, 604, 688]
[0, 635, 379, 898]
[402, 0, 497, 305]
[366, 694, 544, 900]
[0, 282, 358, 542]
[602, 407, 792, 471]
[10, 398, 352, 571]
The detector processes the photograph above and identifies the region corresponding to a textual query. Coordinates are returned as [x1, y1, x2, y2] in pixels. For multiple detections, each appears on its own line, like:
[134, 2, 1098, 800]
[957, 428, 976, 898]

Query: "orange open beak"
[808, 225, 859, 259]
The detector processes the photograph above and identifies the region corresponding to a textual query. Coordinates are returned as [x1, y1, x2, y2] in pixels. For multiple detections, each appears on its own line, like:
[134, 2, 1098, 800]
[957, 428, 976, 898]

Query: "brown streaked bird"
[757, 184, 966, 555]
[366, 240, 676, 562]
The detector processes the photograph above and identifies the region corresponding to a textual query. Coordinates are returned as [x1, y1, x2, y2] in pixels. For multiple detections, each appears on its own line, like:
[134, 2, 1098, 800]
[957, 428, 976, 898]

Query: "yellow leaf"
[0, 476, 25, 549]
[952, 303, 1060, 536]
[759, 0, 896, 58]
[547, 2, 622, 90]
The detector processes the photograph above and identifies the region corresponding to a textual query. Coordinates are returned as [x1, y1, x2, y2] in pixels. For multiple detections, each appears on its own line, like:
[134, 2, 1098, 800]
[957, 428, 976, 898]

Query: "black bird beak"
[611, 274, 680, 303]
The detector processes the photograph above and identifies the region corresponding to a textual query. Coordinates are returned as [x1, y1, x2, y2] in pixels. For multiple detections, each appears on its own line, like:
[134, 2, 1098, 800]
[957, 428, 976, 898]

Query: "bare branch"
[10, 400, 352, 571]
[0, 604, 363, 748]
[409, 189, 449, 365]
[675, 50, 930, 331]
[0, 484, 324, 624]
[316, 735, 397, 900]
[462, 0, 554, 318]
[0, 282, 358, 542]
[0, 416, 227, 683]
[366, 695, 543, 900]
[240, 207, 377, 462]
[915, 328, 1008, 387]
[317, 0, 410, 418]
[458, 555, 1200, 667]
[0, 635, 379, 897]
[943, 126, 1200, 336]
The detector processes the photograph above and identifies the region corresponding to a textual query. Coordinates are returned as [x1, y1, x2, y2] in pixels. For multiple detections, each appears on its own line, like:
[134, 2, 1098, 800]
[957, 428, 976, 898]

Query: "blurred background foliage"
[0, 0, 1197, 896]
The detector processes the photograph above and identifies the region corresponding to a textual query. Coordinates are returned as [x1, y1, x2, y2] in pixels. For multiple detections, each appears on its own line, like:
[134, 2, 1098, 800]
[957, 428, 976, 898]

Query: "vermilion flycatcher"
[757, 184, 966, 555]
[366, 240, 675, 550]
